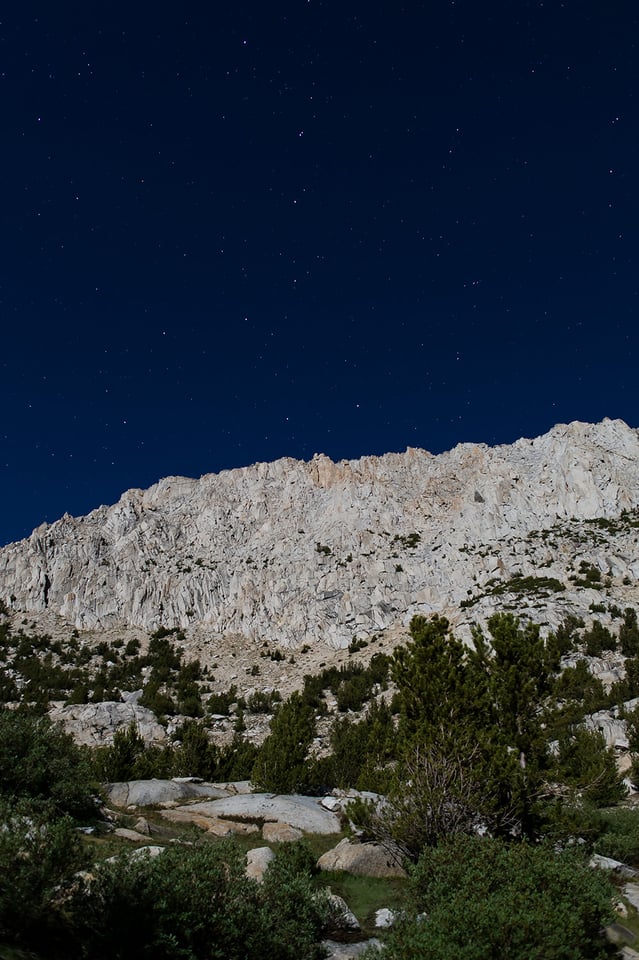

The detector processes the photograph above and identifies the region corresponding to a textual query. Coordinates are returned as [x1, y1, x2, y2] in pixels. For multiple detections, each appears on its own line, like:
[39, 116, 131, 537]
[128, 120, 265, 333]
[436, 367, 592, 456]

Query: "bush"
[367, 835, 614, 960]
[0, 799, 87, 955]
[594, 807, 639, 865]
[320, 699, 395, 791]
[620, 607, 639, 657]
[70, 839, 329, 960]
[546, 616, 584, 658]
[0, 707, 96, 819]
[582, 621, 617, 657]
[207, 685, 239, 715]
[552, 727, 627, 807]
[93, 722, 149, 782]
[246, 689, 282, 714]
[348, 736, 512, 862]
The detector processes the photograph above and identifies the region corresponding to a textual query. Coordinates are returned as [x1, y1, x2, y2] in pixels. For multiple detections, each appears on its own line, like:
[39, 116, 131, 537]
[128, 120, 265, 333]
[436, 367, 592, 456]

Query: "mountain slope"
[1, 418, 639, 647]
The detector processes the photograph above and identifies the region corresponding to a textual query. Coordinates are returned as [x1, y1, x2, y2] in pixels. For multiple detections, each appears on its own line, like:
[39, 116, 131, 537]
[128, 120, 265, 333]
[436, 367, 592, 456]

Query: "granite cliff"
[1, 418, 639, 649]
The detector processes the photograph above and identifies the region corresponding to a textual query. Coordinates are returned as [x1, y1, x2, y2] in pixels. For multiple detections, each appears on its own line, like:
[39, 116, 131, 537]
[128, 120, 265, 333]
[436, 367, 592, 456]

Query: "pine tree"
[251, 692, 317, 793]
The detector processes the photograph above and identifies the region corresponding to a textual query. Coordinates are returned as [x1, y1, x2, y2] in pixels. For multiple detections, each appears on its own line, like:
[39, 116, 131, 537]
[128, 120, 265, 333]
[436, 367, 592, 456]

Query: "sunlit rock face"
[2, 418, 639, 648]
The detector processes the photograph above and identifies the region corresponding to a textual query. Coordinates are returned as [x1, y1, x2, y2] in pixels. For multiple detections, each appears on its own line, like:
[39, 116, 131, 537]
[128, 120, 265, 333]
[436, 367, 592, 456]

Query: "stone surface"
[584, 710, 630, 750]
[48, 701, 166, 747]
[323, 941, 382, 958]
[262, 821, 304, 842]
[374, 908, 396, 929]
[114, 827, 152, 842]
[591, 854, 639, 880]
[317, 838, 407, 878]
[246, 846, 275, 882]
[607, 923, 636, 946]
[326, 892, 361, 931]
[3, 419, 639, 651]
[169, 793, 342, 835]
[103, 779, 231, 808]
[132, 845, 165, 859]
[157, 808, 257, 836]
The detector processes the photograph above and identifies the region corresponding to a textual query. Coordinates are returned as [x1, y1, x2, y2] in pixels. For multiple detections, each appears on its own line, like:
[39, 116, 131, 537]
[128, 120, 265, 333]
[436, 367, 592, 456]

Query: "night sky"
[1, 2, 637, 545]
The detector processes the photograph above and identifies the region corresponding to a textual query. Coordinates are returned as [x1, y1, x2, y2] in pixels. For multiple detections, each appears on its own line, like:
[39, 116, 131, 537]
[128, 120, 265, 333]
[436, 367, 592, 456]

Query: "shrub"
[93, 722, 148, 782]
[246, 689, 282, 714]
[620, 607, 639, 657]
[0, 799, 87, 955]
[70, 839, 328, 960]
[582, 620, 616, 657]
[368, 835, 614, 960]
[0, 707, 96, 819]
[207, 685, 239, 715]
[552, 727, 627, 807]
[594, 808, 639, 865]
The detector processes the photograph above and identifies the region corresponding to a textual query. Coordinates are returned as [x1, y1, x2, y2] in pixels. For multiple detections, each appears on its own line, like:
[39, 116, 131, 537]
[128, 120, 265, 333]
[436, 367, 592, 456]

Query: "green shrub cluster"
[366, 835, 613, 960]
[0, 621, 208, 720]
[93, 720, 259, 783]
[300, 653, 389, 714]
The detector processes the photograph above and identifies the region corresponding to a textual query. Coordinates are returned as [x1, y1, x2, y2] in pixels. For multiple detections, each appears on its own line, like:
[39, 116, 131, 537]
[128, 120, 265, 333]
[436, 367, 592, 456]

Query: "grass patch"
[316, 870, 408, 937]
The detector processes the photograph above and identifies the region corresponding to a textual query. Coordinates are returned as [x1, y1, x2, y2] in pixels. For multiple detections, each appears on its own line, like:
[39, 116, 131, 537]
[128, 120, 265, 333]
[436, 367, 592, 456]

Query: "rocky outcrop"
[49, 702, 167, 747]
[2, 419, 639, 648]
[317, 838, 407, 878]
[262, 821, 303, 842]
[162, 793, 343, 835]
[103, 779, 231, 807]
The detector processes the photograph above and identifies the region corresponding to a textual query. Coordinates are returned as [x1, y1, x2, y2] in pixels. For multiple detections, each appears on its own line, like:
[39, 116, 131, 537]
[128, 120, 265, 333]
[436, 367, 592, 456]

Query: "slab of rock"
[607, 922, 636, 946]
[317, 838, 407, 878]
[262, 821, 303, 842]
[323, 940, 382, 958]
[114, 827, 153, 842]
[103, 779, 231, 808]
[214, 780, 253, 795]
[591, 854, 639, 879]
[211, 819, 260, 837]
[107, 844, 165, 863]
[585, 710, 630, 750]
[49, 702, 166, 747]
[246, 846, 276, 882]
[169, 794, 342, 835]
[157, 808, 259, 836]
[134, 816, 151, 835]
[159, 808, 227, 831]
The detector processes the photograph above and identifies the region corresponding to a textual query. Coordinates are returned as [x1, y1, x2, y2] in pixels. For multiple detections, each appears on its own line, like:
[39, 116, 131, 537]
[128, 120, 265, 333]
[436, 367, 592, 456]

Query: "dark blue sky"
[1, 2, 637, 545]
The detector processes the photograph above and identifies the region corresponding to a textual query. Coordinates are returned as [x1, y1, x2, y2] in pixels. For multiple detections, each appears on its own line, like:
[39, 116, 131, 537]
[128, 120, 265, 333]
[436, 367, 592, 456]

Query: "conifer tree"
[251, 692, 317, 793]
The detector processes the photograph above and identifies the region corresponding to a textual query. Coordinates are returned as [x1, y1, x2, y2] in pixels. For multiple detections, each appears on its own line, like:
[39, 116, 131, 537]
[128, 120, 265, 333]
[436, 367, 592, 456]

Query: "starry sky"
[1, 2, 637, 545]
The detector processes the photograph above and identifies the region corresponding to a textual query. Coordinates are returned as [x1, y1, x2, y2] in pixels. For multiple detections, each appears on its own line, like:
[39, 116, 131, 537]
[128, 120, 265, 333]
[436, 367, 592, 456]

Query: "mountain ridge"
[1, 417, 638, 648]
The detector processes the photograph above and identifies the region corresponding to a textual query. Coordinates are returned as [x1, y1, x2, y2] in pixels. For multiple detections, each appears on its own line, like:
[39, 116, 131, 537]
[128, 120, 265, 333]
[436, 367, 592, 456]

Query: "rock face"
[103, 779, 231, 808]
[48, 702, 167, 747]
[163, 793, 343, 835]
[2, 419, 639, 648]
